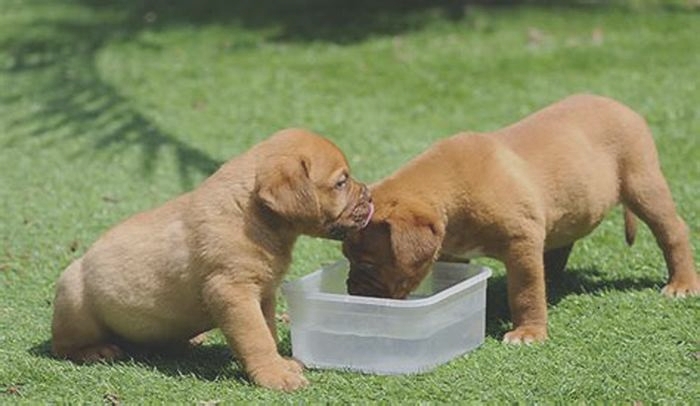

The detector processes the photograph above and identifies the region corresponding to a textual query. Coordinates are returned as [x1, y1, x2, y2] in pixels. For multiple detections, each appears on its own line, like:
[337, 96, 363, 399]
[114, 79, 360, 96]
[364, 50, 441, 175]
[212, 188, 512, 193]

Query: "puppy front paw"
[249, 358, 308, 392]
[503, 326, 547, 345]
[282, 357, 304, 374]
[662, 279, 700, 298]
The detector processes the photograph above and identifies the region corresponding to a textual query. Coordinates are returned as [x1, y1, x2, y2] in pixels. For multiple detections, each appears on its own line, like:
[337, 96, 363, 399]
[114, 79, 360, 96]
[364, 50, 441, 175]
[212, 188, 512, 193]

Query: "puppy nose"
[361, 185, 371, 200]
[346, 275, 367, 296]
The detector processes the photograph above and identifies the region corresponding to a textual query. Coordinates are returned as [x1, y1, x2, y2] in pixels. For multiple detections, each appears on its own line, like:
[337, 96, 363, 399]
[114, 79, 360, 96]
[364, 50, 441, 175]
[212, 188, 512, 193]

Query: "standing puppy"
[343, 94, 698, 344]
[52, 129, 373, 391]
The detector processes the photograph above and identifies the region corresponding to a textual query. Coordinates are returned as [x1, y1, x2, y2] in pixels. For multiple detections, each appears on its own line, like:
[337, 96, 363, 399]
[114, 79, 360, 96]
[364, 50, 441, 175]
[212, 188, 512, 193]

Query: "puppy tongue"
[361, 202, 375, 229]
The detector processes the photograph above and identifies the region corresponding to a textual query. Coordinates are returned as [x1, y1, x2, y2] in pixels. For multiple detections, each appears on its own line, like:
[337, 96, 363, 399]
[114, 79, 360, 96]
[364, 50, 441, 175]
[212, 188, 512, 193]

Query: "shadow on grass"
[77, 0, 696, 45]
[29, 266, 663, 376]
[28, 333, 293, 382]
[1, 0, 484, 191]
[484, 266, 663, 338]
[2, 3, 223, 190]
[3, 1, 687, 190]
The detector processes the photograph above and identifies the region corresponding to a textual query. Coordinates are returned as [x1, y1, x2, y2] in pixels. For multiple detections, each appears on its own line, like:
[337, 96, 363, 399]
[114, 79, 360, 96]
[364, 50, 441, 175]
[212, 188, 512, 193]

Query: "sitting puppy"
[52, 129, 373, 391]
[343, 94, 699, 344]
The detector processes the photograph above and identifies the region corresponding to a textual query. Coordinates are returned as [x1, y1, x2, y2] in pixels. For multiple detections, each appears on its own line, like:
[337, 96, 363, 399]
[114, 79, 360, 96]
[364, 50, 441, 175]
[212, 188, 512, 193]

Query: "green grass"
[1, 0, 699, 403]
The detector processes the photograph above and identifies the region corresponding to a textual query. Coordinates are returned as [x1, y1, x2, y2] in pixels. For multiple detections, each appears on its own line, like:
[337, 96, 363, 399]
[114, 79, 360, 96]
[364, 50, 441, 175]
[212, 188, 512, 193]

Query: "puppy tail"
[624, 207, 637, 246]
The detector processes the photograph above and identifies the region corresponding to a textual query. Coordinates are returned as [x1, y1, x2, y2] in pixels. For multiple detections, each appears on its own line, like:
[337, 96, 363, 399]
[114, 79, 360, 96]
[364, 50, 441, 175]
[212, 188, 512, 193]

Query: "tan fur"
[51, 129, 373, 391]
[343, 94, 699, 344]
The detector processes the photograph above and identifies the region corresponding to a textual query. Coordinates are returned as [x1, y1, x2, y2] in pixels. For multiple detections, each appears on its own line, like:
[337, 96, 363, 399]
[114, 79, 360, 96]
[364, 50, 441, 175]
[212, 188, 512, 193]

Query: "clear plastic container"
[282, 260, 492, 375]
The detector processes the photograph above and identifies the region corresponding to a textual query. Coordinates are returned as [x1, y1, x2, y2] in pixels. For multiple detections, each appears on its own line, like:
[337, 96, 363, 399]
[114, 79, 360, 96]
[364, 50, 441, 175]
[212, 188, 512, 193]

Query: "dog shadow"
[484, 266, 663, 338]
[28, 334, 295, 383]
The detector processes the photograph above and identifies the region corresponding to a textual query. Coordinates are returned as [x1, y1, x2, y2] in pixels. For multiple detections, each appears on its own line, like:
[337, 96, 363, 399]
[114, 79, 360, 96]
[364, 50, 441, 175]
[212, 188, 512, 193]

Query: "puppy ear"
[255, 155, 316, 220]
[388, 207, 444, 270]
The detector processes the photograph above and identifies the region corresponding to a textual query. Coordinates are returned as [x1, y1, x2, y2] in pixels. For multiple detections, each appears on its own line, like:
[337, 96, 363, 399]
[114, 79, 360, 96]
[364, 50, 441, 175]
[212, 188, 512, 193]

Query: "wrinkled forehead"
[303, 139, 349, 177]
[317, 150, 349, 174]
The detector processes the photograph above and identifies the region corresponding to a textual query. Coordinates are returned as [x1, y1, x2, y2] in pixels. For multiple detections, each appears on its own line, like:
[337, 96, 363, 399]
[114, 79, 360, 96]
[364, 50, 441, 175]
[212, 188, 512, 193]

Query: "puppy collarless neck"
[247, 201, 299, 254]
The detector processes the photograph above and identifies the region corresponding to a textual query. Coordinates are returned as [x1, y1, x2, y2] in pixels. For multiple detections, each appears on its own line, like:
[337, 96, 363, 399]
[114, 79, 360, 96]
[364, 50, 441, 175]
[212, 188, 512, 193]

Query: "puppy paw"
[188, 333, 208, 347]
[503, 326, 547, 345]
[282, 357, 304, 374]
[249, 359, 308, 392]
[69, 343, 125, 363]
[662, 279, 700, 298]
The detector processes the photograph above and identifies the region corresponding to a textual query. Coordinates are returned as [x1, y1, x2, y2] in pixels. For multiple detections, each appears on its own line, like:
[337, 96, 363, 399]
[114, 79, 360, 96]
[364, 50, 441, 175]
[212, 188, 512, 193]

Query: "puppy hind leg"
[51, 259, 124, 363]
[544, 243, 574, 276]
[188, 332, 208, 347]
[51, 298, 123, 363]
[622, 174, 699, 296]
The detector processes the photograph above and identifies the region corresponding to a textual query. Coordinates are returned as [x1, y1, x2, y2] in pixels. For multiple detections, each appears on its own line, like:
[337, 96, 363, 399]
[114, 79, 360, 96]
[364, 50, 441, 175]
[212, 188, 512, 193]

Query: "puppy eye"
[335, 174, 348, 190]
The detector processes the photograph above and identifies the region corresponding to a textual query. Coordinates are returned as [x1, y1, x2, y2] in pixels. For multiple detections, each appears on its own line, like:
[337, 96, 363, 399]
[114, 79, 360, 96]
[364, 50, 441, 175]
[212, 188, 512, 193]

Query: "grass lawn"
[1, 0, 699, 403]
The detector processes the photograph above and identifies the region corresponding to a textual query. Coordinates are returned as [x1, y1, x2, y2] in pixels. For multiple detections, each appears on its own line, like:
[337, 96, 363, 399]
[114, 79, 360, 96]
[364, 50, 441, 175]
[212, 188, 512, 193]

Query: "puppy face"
[343, 203, 443, 298]
[255, 130, 373, 239]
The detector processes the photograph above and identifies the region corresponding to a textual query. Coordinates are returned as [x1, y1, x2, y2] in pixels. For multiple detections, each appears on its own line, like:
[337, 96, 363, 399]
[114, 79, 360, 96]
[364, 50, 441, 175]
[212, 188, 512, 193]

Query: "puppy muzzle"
[347, 277, 389, 298]
[327, 187, 373, 239]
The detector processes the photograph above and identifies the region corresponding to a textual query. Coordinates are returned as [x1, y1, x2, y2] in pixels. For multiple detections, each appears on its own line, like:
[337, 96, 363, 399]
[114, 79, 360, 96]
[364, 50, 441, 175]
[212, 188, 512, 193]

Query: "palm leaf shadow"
[1, 4, 222, 190]
[3, 0, 680, 190]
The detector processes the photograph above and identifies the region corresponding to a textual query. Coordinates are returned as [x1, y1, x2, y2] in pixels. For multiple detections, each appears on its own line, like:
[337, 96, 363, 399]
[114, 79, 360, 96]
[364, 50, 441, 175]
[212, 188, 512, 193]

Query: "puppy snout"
[346, 271, 369, 296]
[346, 273, 388, 298]
[346, 280, 377, 297]
[361, 185, 371, 201]
[327, 183, 372, 239]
